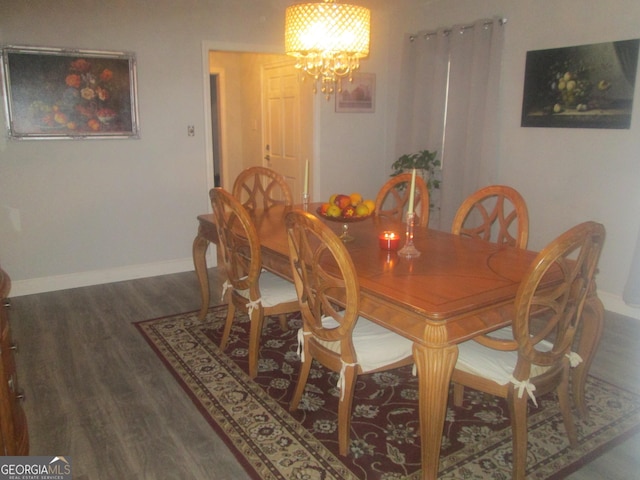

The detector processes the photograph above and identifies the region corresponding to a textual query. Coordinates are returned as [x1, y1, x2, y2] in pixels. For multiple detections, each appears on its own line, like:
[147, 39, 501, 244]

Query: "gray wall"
[1, 0, 639, 319]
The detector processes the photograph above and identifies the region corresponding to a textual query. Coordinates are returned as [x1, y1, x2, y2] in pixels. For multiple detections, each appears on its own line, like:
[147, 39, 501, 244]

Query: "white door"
[263, 63, 313, 203]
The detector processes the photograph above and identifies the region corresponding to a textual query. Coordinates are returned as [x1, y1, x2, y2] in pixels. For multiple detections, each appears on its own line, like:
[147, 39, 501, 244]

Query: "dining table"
[192, 203, 604, 480]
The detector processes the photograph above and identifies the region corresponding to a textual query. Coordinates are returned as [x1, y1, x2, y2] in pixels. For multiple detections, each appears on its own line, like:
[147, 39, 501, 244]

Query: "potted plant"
[390, 149, 441, 194]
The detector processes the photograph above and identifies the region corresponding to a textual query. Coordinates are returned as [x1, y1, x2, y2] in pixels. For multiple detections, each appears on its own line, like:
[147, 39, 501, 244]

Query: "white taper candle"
[407, 168, 416, 215]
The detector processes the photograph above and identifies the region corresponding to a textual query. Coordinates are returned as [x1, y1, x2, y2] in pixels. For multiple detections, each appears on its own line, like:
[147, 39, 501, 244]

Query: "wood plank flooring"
[6, 270, 640, 479]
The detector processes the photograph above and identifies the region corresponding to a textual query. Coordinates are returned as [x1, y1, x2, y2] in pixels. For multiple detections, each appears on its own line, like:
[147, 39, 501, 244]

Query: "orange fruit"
[350, 192, 363, 206]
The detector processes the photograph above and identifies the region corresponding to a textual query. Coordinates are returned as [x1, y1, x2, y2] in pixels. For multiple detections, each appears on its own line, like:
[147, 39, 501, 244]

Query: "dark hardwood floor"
[6, 270, 640, 479]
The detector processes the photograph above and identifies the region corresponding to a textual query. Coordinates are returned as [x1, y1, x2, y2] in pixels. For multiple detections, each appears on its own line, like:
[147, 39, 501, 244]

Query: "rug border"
[135, 309, 640, 479]
[134, 309, 262, 480]
[547, 407, 640, 479]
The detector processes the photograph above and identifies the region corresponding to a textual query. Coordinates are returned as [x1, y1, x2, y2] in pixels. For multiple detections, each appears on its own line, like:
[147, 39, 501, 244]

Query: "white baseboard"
[597, 290, 640, 320]
[10, 252, 217, 297]
[9, 255, 640, 322]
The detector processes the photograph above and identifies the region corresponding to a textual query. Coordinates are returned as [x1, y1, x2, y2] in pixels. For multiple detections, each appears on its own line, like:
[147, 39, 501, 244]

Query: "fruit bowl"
[318, 193, 376, 241]
[316, 207, 373, 242]
[316, 207, 373, 223]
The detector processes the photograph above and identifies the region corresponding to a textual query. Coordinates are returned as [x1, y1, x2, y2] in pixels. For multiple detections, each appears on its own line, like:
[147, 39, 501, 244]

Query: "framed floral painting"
[521, 39, 639, 129]
[1, 45, 140, 139]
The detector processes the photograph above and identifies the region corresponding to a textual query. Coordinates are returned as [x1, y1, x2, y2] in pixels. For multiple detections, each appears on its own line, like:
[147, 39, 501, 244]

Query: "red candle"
[379, 231, 400, 250]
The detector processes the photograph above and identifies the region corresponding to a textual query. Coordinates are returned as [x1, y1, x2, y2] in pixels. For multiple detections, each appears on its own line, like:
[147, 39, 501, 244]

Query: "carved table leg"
[192, 229, 211, 321]
[413, 329, 458, 480]
[573, 294, 604, 419]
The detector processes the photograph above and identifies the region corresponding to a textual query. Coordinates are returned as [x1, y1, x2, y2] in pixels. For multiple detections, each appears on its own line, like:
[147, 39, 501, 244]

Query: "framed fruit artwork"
[1, 45, 140, 139]
[521, 38, 639, 129]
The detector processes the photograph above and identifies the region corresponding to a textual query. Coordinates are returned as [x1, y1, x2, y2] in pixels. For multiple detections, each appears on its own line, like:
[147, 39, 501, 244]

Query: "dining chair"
[450, 221, 605, 480]
[451, 185, 529, 248]
[451, 185, 530, 401]
[230, 165, 294, 330]
[374, 173, 430, 227]
[209, 187, 300, 378]
[285, 210, 414, 456]
[232, 166, 293, 211]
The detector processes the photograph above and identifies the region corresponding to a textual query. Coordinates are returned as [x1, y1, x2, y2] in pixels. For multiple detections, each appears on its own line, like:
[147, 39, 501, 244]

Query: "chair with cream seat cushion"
[285, 210, 414, 456]
[232, 166, 293, 212]
[450, 185, 530, 402]
[451, 184, 529, 248]
[450, 221, 605, 480]
[210, 187, 300, 378]
[374, 173, 430, 227]
[230, 166, 293, 331]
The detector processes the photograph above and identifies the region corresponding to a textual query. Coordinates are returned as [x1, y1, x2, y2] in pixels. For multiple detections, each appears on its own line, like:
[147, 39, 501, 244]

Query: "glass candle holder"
[398, 212, 421, 258]
[379, 231, 400, 250]
[302, 192, 310, 211]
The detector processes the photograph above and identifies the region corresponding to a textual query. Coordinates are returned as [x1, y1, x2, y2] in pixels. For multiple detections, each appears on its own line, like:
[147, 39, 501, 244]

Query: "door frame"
[201, 41, 287, 206]
[202, 42, 316, 203]
[202, 41, 289, 265]
[208, 69, 226, 189]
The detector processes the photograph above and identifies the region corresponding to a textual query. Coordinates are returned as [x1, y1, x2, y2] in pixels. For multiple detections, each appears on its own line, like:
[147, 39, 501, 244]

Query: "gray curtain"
[395, 17, 505, 229]
[623, 225, 640, 306]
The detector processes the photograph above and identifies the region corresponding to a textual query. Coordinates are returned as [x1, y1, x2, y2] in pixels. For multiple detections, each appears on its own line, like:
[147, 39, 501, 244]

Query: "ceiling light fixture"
[284, 0, 370, 100]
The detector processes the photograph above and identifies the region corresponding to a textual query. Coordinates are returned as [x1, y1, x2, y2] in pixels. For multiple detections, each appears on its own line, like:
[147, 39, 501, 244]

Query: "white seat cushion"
[235, 270, 298, 306]
[314, 315, 414, 373]
[455, 326, 552, 386]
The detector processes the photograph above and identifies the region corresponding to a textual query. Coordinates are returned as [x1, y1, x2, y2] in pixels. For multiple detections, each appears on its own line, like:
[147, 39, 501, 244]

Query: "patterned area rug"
[135, 305, 640, 479]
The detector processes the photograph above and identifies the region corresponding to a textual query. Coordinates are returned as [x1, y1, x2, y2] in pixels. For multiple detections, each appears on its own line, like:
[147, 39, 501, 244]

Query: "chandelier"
[284, 0, 370, 99]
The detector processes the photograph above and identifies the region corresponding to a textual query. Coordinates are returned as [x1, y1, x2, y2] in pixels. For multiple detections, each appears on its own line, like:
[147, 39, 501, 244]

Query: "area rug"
[135, 305, 640, 479]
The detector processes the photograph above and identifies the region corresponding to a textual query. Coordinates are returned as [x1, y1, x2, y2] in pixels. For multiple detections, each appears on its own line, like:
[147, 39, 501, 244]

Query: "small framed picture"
[335, 72, 375, 113]
[1, 45, 140, 139]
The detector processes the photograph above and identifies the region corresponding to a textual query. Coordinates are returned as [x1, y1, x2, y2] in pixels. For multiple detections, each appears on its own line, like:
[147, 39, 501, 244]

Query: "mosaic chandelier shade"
[285, 0, 370, 98]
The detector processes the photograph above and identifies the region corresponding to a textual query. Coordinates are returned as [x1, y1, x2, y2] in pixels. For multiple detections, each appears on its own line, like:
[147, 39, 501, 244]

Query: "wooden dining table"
[192, 203, 604, 480]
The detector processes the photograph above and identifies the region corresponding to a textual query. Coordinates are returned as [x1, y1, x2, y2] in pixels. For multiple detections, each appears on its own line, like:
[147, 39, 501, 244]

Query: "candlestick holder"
[398, 212, 421, 258]
[302, 193, 310, 211]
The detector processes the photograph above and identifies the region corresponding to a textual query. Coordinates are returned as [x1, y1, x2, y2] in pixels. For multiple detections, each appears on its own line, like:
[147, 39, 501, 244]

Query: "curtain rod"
[409, 17, 507, 42]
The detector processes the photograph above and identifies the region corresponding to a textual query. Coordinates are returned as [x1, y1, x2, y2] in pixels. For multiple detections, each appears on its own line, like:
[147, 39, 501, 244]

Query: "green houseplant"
[390, 149, 441, 194]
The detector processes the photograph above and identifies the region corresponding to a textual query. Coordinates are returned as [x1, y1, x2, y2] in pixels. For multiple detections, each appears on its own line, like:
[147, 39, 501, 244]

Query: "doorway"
[207, 50, 313, 200]
[209, 74, 221, 187]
